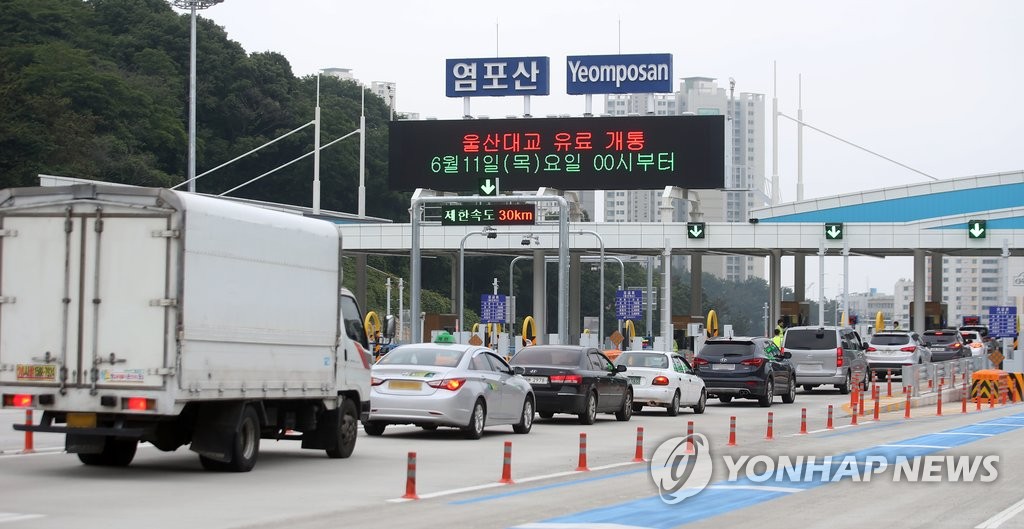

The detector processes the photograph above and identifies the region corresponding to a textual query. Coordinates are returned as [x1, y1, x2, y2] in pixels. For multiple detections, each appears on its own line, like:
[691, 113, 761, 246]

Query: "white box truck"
[0, 185, 372, 471]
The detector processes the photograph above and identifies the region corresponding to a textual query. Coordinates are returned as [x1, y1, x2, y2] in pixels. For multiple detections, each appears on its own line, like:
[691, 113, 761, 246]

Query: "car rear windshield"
[924, 333, 957, 345]
[784, 329, 837, 349]
[870, 334, 911, 346]
[697, 342, 755, 359]
[378, 347, 466, 367]
[615, 352, 669, 369]
[510, 348, 582, 367]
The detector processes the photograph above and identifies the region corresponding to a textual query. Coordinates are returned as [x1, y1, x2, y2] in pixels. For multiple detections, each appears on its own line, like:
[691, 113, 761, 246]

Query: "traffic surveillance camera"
[748, 218, 759, 224]
[486, 230, 498, 239]
[521, 236, 532, 246]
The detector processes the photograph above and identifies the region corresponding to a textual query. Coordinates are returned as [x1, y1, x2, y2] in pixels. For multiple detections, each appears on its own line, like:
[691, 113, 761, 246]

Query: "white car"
[959, 330, 987, 357]
[614, 351, 706, 415]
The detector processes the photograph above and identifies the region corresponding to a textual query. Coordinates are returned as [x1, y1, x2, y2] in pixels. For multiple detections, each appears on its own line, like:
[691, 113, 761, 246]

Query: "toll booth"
[422, 313, 459, 342]
[909, 302, 948, 330]
[781, 301, 811, 327]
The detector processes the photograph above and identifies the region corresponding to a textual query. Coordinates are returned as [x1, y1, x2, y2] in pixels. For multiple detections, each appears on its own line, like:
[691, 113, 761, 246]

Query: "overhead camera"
[520, 236, 532, 246]
[748, 218, 760, 224]
[486, 230, 498, 239]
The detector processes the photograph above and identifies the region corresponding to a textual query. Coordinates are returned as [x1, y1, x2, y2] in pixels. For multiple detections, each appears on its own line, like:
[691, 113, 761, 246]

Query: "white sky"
[195, 0, 1024, 300]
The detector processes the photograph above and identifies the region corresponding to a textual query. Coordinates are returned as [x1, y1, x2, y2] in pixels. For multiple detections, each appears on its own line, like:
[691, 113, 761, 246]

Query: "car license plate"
[388, 380, 422, 390]
[796, 364, 822, 373]
[628, 376, 642, 385]
[711, 364, 735, 371]
[67, 413, 97, 429]
[524, 376, 548, 385]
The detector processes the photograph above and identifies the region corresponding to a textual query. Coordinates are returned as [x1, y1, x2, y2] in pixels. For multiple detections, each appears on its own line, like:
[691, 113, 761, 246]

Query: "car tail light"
[900, 346, 917, 352]
[652, 376, 670, 386]
[370, 377, 385, 386]
[693, 357, 709, 367]
[550, 374, 583, 385]
[4, 394, 32, 407]
[836, 347, 844, 367]
[124, 397, 154, 411]
[427, 378, 466, 391]
[779, 347, 785, 355]
[740, 358, 765, 367]
[950, 343, 961, 349]
[866, 346, 877, 352]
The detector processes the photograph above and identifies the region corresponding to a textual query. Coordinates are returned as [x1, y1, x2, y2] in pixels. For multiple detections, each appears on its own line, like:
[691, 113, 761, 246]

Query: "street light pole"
[170, 0, 224, 193]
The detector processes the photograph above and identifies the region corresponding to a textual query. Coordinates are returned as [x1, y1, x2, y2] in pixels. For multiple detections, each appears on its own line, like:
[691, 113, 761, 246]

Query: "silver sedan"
[364, 336, 535, 439]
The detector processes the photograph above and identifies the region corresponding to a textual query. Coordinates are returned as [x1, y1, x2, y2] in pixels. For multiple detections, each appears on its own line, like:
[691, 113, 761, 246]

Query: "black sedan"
[923, 329, 971, 361]
[693, 337, 796, 407]
[509, 346, 633, 424]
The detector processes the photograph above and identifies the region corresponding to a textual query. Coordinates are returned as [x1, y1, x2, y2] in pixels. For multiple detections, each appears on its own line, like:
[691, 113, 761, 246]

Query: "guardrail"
[900, 357, 990, 397]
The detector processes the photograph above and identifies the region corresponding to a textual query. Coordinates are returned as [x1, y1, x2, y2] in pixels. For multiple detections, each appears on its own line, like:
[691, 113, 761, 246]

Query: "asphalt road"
[2, 390, 1022, 529]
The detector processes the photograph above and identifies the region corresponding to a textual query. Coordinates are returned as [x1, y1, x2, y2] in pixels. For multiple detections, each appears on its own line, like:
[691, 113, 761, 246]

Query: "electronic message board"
[388, 115, 724, 192]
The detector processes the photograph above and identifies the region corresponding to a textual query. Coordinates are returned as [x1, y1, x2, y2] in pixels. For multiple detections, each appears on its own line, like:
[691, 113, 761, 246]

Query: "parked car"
[693, 337, 796, 407]
[959, 330, 987, 357]
[782, 326, 869, 394]
[364, 333, 535, 439]
[509, 346, 633, 424]
[923, 329, 971, 361]
[614, 351, 707, 415]
[865, 331, 931, 378]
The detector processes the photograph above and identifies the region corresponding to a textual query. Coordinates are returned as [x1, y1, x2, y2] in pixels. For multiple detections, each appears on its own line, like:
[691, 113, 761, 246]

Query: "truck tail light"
[124, 397, 154, 411]
[4, 394, 33, 407]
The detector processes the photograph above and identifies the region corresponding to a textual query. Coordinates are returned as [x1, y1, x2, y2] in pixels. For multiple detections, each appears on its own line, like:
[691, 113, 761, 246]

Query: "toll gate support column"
[914, 249, 926, 334]
[930, 252, 943, 305]
[533, 249, 546, 345]
[662, 239, 673, 352]
[451, 253, 461, 315]
[356, 254, 368, 317]
[691, 254, 703, 319]
[795, 255, 806, 303]
[570, 252, 581, 345]
[770, 249, 782, 335]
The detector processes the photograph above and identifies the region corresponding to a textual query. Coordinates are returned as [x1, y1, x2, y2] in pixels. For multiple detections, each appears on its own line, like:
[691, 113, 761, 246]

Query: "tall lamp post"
[171, 0, 224, 193]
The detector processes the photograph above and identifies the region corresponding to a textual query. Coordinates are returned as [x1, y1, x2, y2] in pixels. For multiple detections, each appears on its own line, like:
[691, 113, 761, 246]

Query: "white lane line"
[707, 484, 804, 493]
[976, 496, 1024, 528]
[878, 444, 951, 449]
[804, 424, 856, 434]
[386, 461, 641, 502]
[0, 513, 44, 524]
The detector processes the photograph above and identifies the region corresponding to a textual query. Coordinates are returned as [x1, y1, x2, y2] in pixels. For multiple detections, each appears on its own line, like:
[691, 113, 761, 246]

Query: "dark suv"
[922, 329, 970, 361]
[693, 337, 796, 407]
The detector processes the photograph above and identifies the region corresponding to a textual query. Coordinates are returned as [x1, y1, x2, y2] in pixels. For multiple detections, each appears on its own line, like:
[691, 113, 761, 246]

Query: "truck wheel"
[77, 437, 138, 467]
[221, 406, 260, 472]
[326, 399, 358, 459]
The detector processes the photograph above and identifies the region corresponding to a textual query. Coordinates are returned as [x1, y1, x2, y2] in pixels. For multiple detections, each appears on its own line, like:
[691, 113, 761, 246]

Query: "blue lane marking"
[508, 413, 1024, 529]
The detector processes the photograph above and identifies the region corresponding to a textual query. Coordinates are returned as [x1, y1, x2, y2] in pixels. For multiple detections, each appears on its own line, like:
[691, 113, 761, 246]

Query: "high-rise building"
[893, 255, 1023, 328]
[580, 77, 768, 281]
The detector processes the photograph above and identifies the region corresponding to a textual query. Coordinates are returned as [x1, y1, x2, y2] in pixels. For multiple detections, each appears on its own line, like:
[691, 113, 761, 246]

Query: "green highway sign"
[478, 177, 499, 196]
[687, 222, 706, 239]
[825, 223, 844, 240]
[968, 219, 986, 239]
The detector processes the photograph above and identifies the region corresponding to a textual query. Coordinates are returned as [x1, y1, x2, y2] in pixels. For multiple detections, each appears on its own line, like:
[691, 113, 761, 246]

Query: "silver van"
[782, 326, 869, 394]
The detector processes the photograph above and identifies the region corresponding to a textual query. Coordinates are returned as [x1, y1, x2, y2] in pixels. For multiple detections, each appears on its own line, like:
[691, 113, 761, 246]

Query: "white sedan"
[614, 351, 707, 415]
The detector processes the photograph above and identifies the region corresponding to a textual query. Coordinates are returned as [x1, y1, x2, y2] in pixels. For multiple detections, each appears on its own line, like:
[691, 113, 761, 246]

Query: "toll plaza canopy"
[337, 170, 1024, 257]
